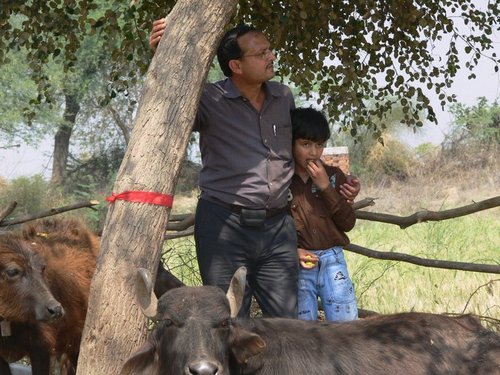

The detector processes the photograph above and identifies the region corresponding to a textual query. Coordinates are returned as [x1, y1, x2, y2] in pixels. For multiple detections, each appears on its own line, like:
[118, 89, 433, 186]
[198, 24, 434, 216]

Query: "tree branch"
[167, 214, 195, 231]
[345, 243, 500, 275]
[0, 200, 100, 228]
[352, 197, 377, 210]
[165, 228, 195, 240]
[355, 196, 500, 229]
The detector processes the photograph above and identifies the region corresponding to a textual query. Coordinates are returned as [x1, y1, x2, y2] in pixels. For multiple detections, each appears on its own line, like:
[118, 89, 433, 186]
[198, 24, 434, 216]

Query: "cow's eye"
[5, 268, 21, 279]
[164, 319, 173, 327]
[220, 319, 231, 328]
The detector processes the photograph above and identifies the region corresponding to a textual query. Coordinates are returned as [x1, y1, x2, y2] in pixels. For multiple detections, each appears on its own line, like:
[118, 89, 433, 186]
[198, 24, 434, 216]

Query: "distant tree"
[0, 11, 140, 186]
[446, 97, 500, 148]
[0, 49, 58, 144]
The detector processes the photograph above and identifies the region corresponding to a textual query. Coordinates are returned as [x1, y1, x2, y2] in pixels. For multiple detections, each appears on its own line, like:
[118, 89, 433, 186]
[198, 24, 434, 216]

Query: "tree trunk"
[76, 1, 237, 374]
[51, 91, 79, 186]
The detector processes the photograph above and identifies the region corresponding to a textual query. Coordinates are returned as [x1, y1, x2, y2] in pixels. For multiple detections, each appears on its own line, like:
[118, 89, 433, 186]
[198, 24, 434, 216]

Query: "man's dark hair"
[217, 24, 257, 77]
[291, 107, 331, 142]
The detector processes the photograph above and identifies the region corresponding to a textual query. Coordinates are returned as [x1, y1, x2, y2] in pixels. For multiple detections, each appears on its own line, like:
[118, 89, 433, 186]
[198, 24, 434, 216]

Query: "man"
[150, 20, 359, 318]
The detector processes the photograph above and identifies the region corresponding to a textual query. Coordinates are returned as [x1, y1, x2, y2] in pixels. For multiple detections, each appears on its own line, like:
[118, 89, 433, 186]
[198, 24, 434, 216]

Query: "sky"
[1, 11, 499, 180]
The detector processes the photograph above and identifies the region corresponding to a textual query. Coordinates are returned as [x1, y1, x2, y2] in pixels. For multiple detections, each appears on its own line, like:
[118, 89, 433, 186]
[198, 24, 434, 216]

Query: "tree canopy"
[1, 0, 499, 139]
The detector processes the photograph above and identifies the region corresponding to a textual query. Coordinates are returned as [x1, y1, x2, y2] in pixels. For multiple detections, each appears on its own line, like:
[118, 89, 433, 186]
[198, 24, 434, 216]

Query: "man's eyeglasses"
[240, 48, 275, 60]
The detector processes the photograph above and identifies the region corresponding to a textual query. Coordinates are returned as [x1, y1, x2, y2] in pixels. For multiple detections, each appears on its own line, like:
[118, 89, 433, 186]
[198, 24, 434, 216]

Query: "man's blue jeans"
[298, 246, 358, 322]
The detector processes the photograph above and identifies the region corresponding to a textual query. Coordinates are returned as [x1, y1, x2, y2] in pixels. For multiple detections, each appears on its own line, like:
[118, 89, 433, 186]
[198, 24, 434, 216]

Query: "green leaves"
[1, 0, 499, 138]
[236, 0, 499, 135]
[448, 98, 500, 147]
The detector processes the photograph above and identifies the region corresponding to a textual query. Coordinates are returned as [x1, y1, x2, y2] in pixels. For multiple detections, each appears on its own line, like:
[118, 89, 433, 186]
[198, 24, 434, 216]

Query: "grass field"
[347, 213, 499, 320]
[350, 163, 499, 323]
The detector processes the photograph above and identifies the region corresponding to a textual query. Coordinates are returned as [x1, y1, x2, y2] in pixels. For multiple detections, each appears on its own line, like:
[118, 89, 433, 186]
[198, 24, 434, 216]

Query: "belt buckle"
[239, 208, 266, 227]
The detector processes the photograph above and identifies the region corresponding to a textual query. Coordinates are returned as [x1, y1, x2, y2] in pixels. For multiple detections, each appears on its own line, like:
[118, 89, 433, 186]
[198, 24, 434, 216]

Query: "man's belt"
[207, 197, 288, 219]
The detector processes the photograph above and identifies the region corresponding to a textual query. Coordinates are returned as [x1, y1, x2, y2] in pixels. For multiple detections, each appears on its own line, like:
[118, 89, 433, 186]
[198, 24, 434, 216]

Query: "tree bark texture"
[51, 91, 79, 186]
[76, 1, 237, 374]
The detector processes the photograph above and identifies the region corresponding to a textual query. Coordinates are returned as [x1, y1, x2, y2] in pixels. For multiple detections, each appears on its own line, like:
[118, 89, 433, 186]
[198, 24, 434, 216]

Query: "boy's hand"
[149, 18, 167, 52]
[340, 175, 361, 204]
[306, 160, 330, 191]
[298, 248, 319, 269]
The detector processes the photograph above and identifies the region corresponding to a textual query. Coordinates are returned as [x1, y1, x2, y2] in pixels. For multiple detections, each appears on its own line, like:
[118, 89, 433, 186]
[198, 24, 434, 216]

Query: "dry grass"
[359, 150, 500, 212]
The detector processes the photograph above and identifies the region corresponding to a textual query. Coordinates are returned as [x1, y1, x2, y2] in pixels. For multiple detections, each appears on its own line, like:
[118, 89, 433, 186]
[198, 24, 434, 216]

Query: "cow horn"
[135, 268, 158, 318]
[227, 266, 247, 318]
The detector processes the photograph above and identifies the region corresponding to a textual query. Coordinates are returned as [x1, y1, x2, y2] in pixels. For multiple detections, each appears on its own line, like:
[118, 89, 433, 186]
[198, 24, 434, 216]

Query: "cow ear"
[230, 324, 266, 364]
[135, 268, 158, 318]
[226, 266, 247, 318]
[120, 339, 159, 375]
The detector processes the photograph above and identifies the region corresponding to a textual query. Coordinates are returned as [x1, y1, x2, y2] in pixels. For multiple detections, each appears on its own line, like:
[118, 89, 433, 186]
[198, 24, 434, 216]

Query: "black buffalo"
[121, 267, 500, 375]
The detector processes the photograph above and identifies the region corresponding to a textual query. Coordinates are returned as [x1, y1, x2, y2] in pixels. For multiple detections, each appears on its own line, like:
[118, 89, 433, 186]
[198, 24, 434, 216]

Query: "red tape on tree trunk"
[106, 191, 173, 208]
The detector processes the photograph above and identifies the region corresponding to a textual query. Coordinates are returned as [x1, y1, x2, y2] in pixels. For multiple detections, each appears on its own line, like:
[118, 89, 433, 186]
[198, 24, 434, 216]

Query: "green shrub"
[0, 174, 68, 218]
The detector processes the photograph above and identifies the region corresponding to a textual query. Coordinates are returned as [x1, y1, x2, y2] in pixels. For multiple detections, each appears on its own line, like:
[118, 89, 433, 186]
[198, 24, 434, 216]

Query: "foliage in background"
[331, 97, 499, 187]
[0, 49, 61, 144]
[1, 0, 499, 140]
[0, 7, 142, 186]
[330, 102, 423, 184]
[65, 146, 125, 192]
[446, 97, 500, 150]
[418, 98, 500, 180]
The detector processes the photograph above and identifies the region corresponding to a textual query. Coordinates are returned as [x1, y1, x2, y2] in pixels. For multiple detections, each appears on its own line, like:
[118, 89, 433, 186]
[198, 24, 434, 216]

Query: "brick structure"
[321, 146, 349, 175]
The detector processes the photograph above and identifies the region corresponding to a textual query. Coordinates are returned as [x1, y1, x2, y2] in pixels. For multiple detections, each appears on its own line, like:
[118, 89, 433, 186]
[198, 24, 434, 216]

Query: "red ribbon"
[106, 191, 174, 208]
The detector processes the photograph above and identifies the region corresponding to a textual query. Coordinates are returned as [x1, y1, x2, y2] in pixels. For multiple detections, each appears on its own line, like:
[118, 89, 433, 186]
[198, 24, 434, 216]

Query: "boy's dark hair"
[217, 24, 257, 77]
[291, 107, 331, 142]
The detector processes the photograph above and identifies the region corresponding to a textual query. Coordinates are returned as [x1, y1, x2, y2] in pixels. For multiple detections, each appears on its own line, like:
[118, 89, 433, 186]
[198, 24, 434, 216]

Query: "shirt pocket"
[273, 123, 292, 158]
[311, 196, 331, 218]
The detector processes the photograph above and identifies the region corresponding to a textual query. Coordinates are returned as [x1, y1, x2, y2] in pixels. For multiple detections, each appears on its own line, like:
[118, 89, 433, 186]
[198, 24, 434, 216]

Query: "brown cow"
[121, 267, 500, 375]
[0, 218, 98, 375]
[0, 217, 183, 375]
[21, 217, 184, 296]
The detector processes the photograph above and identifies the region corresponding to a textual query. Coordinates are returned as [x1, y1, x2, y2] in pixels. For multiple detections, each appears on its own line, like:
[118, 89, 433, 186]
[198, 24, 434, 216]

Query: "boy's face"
[292, 138, 326, 172]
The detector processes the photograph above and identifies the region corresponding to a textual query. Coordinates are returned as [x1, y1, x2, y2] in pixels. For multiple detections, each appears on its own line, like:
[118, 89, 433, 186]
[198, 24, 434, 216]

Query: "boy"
[289, 107, 358, 321]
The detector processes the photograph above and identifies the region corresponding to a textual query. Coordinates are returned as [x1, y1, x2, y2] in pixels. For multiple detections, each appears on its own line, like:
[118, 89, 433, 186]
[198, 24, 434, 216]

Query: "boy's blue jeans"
[298, 246, 358, 322]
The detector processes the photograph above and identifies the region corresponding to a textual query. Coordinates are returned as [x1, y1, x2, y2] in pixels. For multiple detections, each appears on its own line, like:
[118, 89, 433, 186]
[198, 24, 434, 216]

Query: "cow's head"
[121, 267, 266, 375]
[0, 234, 64, 324]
